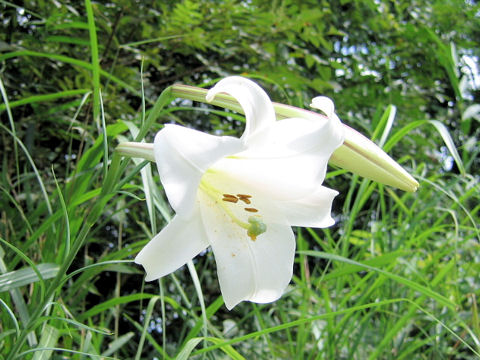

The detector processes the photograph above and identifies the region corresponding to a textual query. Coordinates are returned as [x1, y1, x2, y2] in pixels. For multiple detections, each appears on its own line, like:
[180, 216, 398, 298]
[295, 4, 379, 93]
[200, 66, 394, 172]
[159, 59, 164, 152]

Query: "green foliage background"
[0, 0, 479, 358]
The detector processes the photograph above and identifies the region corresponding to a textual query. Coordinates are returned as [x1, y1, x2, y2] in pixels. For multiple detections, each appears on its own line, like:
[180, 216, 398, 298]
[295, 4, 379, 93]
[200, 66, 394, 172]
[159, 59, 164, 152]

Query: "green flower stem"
[171, 84, 244, 114]
[116, 142, 155, 162]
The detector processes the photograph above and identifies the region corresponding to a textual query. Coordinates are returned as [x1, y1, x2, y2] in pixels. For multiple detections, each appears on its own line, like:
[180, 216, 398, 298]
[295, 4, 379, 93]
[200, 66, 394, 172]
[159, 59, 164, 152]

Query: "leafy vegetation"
[1, 0, 479, 358]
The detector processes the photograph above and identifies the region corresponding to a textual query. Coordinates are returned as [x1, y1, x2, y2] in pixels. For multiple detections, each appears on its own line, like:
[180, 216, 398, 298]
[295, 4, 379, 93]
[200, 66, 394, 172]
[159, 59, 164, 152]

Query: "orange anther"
[237, 194, 252, 199]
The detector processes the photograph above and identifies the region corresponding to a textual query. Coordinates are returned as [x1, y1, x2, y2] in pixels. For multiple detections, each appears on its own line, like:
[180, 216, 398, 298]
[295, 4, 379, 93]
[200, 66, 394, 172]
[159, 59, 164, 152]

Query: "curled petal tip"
[206, 76, 247, 103]
[310, 96, 335, 119]
[205, 89, 215, 102]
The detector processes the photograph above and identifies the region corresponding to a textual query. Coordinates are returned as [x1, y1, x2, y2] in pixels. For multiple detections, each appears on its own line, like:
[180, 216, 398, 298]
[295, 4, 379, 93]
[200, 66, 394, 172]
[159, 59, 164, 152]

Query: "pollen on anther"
[237, 194, 252, 204]
[237, 194, 252, 199]
[222, 197, 238, 203]
[244, 207, 258, 213]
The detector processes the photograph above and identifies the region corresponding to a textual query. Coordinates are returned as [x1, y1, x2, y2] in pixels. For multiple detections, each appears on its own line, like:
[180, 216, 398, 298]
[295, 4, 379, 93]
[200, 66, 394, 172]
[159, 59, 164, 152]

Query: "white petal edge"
[276, 185, 339, 228]
[206, 76, 276, 147]
[135, 211, 209, 281]
[154, 124, 243, 216]
[197, 189, 295, 310]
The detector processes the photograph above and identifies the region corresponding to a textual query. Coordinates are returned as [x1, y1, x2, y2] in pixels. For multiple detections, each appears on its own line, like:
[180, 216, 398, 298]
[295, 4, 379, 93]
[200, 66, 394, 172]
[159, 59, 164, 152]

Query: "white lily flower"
[134, 76, 344, 309]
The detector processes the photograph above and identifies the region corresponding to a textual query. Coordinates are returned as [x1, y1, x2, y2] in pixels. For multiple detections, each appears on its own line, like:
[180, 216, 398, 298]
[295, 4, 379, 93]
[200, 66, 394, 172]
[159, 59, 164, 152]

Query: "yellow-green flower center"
[199, 176, 267, 241]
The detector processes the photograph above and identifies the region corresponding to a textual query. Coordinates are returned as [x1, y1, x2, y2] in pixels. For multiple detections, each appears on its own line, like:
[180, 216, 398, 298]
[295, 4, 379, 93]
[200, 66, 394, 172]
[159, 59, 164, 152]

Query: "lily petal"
[197, 189, 295, 310]
[267, 114, 343, 156]
[154, 124, 243, 216]
[135, 212, 209, 281]
[206, 76, 276, 147]
[210, 116, 343, 201]
[277, 185, 338, 228]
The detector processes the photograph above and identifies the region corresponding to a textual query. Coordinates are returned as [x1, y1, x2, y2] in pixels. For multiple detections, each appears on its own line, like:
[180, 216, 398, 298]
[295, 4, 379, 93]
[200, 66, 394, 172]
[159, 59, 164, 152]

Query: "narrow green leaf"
[79, 293, 157, 320]
[85, 0, 101, 127]
[17, 347, 115, 359]
[0, 263, 59, 292]
[175, 338, 203, 360]
[135, 296, 160, 360]
[176, 337, 246, 360]
[37, 317, 112, 335]
[123, 313, 171, 359]
[320, 250, 408, 281]
[45, 35, 90, 46]
[428, 119, 465, 175]
[32, 324, 59, 360]
[0, 89, 89, 113]
[50, 21, 90, 30]
[0, 298, 20, 337]
[101, 332, 135, 357]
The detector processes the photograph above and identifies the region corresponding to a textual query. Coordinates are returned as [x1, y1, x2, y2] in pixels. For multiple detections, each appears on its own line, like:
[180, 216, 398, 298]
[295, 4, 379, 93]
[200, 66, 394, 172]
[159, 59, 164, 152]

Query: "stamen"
[223, 194, 238, 199]
[237, 194, 252, 204]
[222, 194, 238, 203]
[237, 194, 252, 199]
[244, 207, 258, 213]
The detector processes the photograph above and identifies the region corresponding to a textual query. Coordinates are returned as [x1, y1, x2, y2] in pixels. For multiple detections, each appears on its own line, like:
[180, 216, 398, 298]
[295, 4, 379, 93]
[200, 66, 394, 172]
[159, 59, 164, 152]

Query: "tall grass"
[1, 79, 479, 357]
